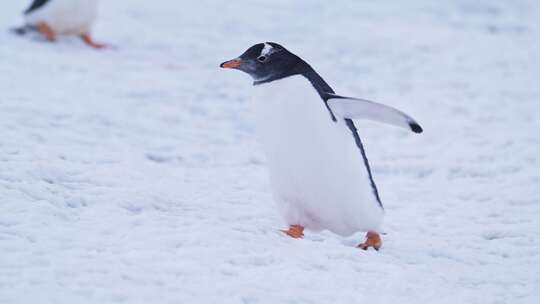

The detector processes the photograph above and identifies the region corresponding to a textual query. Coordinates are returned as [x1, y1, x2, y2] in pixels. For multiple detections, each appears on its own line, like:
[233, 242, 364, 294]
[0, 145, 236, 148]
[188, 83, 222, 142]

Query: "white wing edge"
[327, 96, 423, 133]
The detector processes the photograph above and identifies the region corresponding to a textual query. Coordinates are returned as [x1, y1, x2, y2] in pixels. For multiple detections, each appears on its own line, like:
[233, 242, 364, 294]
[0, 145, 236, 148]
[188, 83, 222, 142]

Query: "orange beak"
[220, 59, 242, 69]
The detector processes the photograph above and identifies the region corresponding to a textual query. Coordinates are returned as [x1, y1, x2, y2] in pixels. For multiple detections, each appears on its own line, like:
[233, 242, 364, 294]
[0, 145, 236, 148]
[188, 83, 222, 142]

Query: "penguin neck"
[300, 63, 335, 101]
[253, 59, 335, 100]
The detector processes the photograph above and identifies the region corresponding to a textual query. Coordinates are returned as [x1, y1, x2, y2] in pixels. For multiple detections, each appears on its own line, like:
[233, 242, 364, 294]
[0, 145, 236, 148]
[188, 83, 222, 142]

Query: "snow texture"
[1, 1, 539, 303]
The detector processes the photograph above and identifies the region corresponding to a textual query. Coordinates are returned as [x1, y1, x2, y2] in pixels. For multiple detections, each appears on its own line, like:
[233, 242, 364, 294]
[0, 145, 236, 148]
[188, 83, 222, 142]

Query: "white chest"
[253, 76, 336, 172]
[25, 0, 99, 34]
[251, 76, 383, 235]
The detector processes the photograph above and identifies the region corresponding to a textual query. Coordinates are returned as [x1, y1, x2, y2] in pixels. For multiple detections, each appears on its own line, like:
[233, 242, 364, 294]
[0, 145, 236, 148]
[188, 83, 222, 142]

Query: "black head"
[220, 42, 302, 85]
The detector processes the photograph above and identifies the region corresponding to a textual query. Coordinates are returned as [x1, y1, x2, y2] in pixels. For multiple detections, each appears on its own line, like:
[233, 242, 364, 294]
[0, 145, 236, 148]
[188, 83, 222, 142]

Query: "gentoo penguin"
[220, 42, 423, 250]
[11, 0, 106, 49]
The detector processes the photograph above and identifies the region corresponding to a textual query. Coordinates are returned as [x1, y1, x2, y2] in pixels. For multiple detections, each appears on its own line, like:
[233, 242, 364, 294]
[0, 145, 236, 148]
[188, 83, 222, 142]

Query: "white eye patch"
[260, 43, 275, 57]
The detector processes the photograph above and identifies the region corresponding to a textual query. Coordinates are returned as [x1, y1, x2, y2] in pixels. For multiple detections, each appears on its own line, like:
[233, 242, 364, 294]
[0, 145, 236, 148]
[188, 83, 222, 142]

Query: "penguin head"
[220, 42, 301, 84]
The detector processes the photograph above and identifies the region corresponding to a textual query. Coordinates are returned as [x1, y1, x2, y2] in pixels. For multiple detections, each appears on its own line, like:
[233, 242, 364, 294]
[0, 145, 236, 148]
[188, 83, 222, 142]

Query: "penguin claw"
[80, 33, 109, 50]
[357, 231, 382, 251]
[357, 244, 380, 251]
[281, 225, 304, 238]
[36, 22, 56, 42]
[85, 41, 110, 50]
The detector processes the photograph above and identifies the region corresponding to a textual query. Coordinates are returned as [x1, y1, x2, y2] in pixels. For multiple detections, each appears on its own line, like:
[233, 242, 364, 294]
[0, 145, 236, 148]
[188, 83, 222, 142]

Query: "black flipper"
[299, 63, 387, 208]
[344, 118, 383, 208]
[24, 0, 51, 15]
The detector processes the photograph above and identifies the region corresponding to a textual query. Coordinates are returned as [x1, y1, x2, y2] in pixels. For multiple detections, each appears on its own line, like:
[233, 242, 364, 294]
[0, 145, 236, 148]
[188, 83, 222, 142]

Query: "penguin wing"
[24, 0, 50, 15]
[327, 95, 423, 133]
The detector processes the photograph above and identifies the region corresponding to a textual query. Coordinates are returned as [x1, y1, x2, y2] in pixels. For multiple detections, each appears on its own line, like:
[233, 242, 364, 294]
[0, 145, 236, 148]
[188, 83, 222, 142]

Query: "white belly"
[252, 75, 383, 236]
[24, 0, 99, 35]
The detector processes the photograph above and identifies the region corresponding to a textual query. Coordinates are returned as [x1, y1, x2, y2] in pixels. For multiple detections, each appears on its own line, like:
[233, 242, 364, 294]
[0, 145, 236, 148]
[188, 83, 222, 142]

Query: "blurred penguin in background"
[12, 0, 107, 49]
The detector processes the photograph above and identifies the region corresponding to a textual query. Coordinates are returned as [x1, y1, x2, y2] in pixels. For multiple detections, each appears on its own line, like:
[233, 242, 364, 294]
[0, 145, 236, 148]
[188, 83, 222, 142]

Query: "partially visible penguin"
[220, 42, 423, 250]
[11, 0, 107, 49]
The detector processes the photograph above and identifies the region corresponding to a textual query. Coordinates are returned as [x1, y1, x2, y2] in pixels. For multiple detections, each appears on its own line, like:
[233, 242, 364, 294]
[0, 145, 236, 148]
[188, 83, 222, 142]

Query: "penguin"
[11, 0, 106, 49]
[220, 42, 423, 250]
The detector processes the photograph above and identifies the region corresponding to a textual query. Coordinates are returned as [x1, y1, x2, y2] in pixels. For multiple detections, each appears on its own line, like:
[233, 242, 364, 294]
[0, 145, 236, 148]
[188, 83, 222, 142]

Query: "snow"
[1, 0, 539, 303]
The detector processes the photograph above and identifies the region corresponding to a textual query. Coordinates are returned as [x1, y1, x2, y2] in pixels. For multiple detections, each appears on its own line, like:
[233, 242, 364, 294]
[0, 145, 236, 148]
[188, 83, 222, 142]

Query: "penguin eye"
[257, 56, 267, 63]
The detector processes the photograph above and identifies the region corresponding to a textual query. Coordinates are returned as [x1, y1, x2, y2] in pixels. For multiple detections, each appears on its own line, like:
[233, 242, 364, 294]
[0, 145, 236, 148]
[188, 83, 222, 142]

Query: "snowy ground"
[1, 0, 540, 303]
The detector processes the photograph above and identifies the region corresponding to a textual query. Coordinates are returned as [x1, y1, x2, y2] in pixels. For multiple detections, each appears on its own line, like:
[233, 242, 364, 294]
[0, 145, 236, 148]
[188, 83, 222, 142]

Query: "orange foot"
[357, 231, 382, 251]
[80, 33, 109, 49]
[281, 225, 304, 238]
[36, 22, 56, 42]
